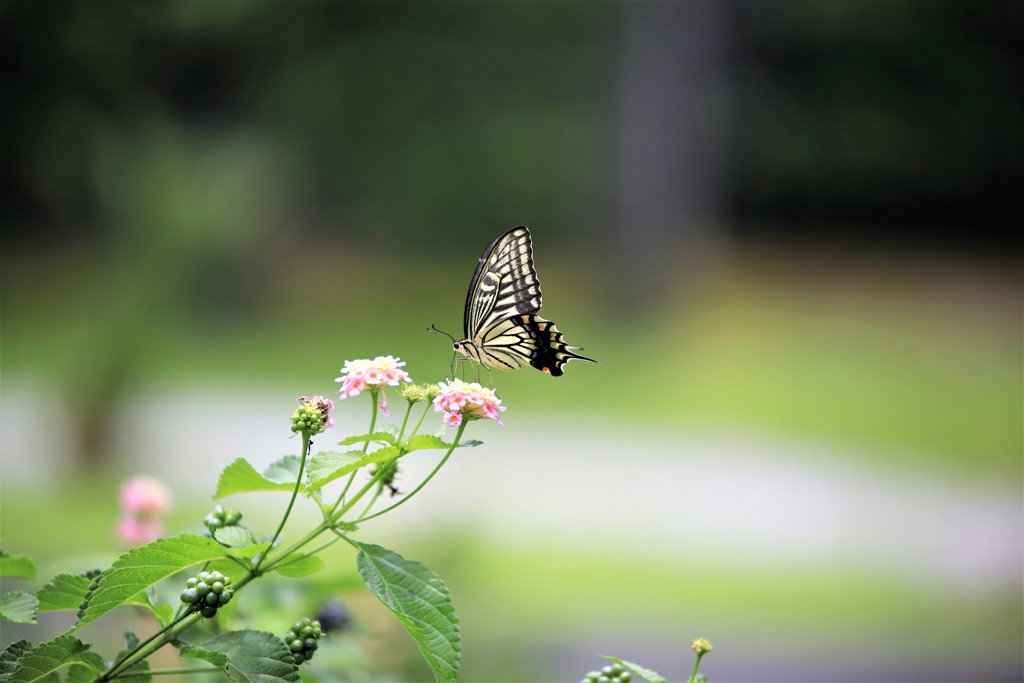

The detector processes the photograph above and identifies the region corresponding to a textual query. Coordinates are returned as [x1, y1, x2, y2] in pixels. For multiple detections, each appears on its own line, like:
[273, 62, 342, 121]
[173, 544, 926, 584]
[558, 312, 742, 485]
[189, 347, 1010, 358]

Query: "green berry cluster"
[179, 570, 234, 618]
[290, 396, 331, 435]
[581, 664, 632, 683]
[204, 505, 243, 532]
[285, 617, 324, 665]
[76, 578, 102, 619]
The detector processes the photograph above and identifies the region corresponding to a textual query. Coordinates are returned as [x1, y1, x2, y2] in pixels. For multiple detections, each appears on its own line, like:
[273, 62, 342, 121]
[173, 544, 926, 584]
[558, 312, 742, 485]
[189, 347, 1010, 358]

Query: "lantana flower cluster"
[117, 476, 173, 545]
[336, 355, 411, 416]
[433, 379, 506, 428]
[335, 356, 411, 398]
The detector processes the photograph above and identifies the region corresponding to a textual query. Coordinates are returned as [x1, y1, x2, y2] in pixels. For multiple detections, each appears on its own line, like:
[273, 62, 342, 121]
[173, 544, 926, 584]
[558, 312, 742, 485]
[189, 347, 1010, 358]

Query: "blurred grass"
[3, 245, 1019, 480]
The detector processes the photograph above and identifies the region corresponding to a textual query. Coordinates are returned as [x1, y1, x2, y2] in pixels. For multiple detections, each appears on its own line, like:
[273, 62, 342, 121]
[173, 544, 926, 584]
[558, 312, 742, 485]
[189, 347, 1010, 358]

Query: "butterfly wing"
[476, 314, 595, 376]
[463, 226, 542, 340]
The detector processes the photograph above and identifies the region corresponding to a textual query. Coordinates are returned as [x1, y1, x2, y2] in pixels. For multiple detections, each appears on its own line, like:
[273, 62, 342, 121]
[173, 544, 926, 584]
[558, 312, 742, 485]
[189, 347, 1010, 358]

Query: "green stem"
[356, 487, 383, 519]
[333, 465, 391, 520]
[408, 400, 433, 438]
[352, 423, 465, 524]
[110, 667, 222, 679]
[252, 431, 311, 573]
[100, 612, 196, 681]
[688, 652, 705, 683]
[396, 400, 414, 443]
[331, 393, 379, 513]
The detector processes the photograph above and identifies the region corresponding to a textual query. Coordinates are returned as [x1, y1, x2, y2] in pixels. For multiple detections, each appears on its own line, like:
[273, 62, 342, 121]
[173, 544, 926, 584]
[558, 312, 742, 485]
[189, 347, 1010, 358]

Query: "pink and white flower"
[117, 514, 164, 545]
[117, 475, 172, 545]
[119, 476, 173, 517]
[335, 355, 412, 399]
[433, 379, 506, 427]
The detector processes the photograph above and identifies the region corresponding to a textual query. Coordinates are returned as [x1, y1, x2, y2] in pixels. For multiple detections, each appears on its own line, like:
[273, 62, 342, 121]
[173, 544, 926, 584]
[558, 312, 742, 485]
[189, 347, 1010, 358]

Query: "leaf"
[458, 439, 483, 448]
[216, 457, 300, 498]
[305, 447, 400, 492]
[262, 456, 302, 484]
[214, 526, 257, 549]
[180, 630, 300, 683]
[0, 640, 32, 678]
[0, 555, 36, 580]
[601, 657, 668, 683]
[272, 555, 325, 578]
[5, 636, 102, 683]
[355, 542, 460, 683]
[73, 534, 228, 631]
[403, 435, 451, 451]
[0, 592, 38, 624]
[337, 432, 395, 447]
[36, 574, 91, 612]
[230, 543, 271, 560]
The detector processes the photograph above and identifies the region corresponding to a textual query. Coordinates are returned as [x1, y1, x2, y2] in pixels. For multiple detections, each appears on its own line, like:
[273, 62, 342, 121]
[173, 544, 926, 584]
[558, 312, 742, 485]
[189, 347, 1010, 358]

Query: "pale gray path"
[3, 385, 1021, 591]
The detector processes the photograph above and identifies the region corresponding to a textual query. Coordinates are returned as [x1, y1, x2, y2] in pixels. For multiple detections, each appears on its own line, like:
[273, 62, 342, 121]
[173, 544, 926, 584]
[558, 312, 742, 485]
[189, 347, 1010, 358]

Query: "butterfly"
[437, 226, 595, 377]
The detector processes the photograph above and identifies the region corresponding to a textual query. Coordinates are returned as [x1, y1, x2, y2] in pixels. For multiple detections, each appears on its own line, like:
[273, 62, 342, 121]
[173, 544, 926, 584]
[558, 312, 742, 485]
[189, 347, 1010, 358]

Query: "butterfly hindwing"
[463, 226, 542, 339]
[478, 314, 594, 377]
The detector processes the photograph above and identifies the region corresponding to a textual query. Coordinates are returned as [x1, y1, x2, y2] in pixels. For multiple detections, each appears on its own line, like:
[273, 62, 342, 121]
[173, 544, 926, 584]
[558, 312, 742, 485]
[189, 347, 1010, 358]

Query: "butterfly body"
[453, 226, 595, 377]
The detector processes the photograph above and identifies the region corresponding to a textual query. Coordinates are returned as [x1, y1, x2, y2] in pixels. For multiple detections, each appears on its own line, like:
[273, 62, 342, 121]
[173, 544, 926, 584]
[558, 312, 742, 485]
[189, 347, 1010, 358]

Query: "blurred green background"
[1, 1, 1021, 681]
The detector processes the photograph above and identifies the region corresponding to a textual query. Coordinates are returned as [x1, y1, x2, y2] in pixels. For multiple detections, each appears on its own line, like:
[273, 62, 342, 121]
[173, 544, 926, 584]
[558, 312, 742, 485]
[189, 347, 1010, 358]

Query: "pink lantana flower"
[117, 515, 164, 545]
[433, 379, 506, 427]
[117, 476, 172, 545]
[335, 355, 412, 400]
[119, 476, 173, 517]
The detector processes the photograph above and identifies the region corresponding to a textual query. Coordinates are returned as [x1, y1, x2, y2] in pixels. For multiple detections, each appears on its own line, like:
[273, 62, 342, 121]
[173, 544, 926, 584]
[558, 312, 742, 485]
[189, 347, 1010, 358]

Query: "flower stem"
[396, 400, 414, 443]
[352, 423, 465, 524]
[331, 393, 379, 514]
[688, 652, 705, 683]
[408, 400, 433, 438]
[253, 430, 310, 573]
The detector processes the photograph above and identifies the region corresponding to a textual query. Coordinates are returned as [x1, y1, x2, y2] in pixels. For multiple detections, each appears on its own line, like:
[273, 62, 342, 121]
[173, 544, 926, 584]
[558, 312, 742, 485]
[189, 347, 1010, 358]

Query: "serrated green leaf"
[73, 535, 228, 631]
[64, 650, 107, 683]
[272, 555, 325, 578]
[230, 543, 271, 560]
[601, 656, 668, 683]
[262, 455, 302, 484]
[5, 636, 102, 683]
[338, 432, 395, 447]
[0, 640, 32, 678]
[180, 630, 300, 683]
[216, 458, 299, 498]
[355, 542, 460, 683]
[36, 574, 91, 612]
[403, 435, 451, 451]
[0, 555, 35, 580]
[0, 592, 38, 624]
[305, 447, 400, 492]
[214, 526, 257, 549]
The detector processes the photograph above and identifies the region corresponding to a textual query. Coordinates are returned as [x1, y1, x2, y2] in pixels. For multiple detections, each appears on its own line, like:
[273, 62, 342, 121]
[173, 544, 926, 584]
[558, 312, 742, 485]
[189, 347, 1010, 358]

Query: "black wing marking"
[478, 314, 596, 376]
[463, 226, 543, 339]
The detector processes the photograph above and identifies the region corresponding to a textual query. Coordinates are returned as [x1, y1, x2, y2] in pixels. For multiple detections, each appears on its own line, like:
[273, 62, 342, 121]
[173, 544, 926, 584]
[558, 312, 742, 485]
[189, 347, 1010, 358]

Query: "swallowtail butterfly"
[446, 226, 595, 377]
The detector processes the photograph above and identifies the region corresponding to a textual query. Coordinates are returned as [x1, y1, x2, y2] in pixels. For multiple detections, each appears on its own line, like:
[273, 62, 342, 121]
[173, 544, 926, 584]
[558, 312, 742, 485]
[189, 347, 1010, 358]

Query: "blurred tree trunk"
[611, 0, 734, 314]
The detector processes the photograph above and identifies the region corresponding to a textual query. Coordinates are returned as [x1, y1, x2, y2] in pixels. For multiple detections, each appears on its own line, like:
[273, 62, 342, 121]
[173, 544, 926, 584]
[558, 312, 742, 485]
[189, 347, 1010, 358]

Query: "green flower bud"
[691, 637, 713, 655]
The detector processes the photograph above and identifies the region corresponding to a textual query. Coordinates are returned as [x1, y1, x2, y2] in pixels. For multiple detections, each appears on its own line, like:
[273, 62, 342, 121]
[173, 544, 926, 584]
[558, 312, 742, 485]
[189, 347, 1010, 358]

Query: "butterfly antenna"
[428, 324, 457, 343]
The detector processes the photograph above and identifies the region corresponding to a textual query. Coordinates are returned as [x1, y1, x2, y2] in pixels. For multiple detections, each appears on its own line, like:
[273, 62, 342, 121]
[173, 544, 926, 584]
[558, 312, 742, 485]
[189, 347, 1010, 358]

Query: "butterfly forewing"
[463, 226, 543, 339]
